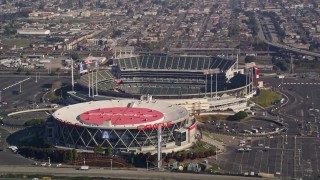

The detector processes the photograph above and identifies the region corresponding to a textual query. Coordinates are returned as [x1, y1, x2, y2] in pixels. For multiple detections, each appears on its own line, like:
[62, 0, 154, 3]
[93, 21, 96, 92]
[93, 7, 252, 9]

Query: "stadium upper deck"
[111, 55, 235, 72]
[77, 54, 247, 99]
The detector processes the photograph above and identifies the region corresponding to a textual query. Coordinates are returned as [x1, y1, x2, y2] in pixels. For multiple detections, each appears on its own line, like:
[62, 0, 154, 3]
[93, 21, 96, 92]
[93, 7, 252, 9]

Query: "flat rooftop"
[53, 99, 189, 129]
[79, 107, 164, 125]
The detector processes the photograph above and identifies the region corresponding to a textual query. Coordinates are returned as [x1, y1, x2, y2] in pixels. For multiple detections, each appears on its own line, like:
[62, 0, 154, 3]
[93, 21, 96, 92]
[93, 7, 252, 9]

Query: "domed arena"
[48, 99, 197, 153]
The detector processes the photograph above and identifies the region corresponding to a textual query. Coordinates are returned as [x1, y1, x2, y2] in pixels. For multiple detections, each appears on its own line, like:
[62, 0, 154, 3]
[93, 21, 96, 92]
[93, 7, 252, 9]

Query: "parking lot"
[202, 118, 282, 136]
[0, 75, 71, 166]
[210, 135, 320, 179]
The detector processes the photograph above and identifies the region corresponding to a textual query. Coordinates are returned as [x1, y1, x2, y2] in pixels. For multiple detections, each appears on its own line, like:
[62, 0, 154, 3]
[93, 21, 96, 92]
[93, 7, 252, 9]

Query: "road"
[0, 166, 263, 180]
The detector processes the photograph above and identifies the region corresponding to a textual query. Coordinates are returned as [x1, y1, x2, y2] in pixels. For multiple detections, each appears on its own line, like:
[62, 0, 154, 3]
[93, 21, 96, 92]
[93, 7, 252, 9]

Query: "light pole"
[285, 131, 288, 145]
[111, 159, 113, 170]
[48, 157, 51, 167]
[19, 82, 22, 93]
[216, 146, 218, 161]
[146, 155, 150, 171]
[35, 72, 38, 83]
[298, 149, 301, 165]
[147, 159, 148, 171]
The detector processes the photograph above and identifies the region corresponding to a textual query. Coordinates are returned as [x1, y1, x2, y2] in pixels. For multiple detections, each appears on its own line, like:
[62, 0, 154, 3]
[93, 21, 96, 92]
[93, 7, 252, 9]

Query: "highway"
[0, 166, 263, 180]
[263, 41, 320, 58]
[257, 15, 320, 58]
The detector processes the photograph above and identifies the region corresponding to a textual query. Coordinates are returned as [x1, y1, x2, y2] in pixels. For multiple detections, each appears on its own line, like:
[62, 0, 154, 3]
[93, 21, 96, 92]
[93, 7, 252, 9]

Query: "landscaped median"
[250, 89, 282, 108]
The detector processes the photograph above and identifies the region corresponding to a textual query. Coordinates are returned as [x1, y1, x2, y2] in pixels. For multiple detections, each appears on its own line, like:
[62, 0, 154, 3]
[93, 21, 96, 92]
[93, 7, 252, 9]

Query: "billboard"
[79, 62, 88, 74]
[102, 130, 110, 139]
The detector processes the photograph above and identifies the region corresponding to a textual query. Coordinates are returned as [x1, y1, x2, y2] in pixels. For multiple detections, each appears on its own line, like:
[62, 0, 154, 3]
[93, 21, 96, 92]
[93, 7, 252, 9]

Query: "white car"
[8, 146, 18, 152]
[245, 148, 252, 151]
[237, 148, 245, 152]
[41, 163, 47, 167]
[258, 144, 264, 147]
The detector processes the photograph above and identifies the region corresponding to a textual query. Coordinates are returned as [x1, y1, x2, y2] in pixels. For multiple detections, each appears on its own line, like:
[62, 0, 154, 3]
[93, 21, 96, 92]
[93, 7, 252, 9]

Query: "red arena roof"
[79, 107, 164, 125]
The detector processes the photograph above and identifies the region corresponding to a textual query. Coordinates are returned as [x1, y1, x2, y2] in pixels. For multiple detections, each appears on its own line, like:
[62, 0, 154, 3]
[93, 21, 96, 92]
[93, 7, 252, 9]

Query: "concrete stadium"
[76, 54, 255, 113]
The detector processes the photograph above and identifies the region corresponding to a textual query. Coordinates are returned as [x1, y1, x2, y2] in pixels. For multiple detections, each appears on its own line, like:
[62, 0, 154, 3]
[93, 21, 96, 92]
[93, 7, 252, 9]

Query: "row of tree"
[227, 111, 248, 121]
[18, 147, 78, 163]
[123, 147, 217, 168]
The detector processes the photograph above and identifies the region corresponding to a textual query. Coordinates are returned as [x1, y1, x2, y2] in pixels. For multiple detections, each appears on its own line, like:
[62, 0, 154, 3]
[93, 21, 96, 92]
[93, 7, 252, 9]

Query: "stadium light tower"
[215, 73, 218, 99]
[245, 70, 248, 95]
[210, 74, 213, 99]
[88, 71, 91, 97]
[236, 49, 239, 69]
[71, 58, 74, 92]
[157, 125, 162, 170]
[96, 70, 98, 96]
[91, 71, 94, 96]
[205, 74, 207, 97]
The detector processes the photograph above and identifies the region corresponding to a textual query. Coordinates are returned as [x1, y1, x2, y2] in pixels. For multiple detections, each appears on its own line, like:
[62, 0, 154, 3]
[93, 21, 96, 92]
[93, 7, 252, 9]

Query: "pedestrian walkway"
[201, 133, 225, 152]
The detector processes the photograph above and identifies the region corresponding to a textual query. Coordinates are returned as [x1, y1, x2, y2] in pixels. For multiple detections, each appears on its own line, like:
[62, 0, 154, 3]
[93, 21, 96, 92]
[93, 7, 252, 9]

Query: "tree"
[78, 0, 83, 8]
[105, 147, 112, 156]
[116, 0, 123, 7]
[245, 56, 256, 63]
[93, 145, 104, 155]
[198, 152, 204, 158]
[71, 53, 79, 60]
[149, 154, 157, 163]
[111, 30, 123, 38]
[227, 111, 247, 121]
[191, 152, 198, 159]
[209, 149, 215, 156]
[235, 111, 247, 119]
[228, 25, 239, 37]
[178, 153, 186, 162]
[164, 152, 172, 162]
[186, 152, 192, 159]
[63, 150, 73, 163]
[72, 149, 78, 160]
[24, 119, 45, 126]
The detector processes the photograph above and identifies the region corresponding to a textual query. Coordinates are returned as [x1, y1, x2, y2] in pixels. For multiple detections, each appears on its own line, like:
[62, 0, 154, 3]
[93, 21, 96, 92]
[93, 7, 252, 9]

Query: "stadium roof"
[79, 107, 164, 125]
[53, 100, 188, 129]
